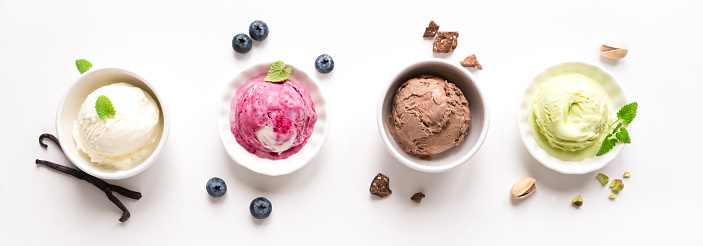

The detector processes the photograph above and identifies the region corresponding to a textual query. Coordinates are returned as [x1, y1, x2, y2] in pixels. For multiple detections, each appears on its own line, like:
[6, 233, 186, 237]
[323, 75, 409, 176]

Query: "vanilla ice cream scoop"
[73, 83, 161, 169]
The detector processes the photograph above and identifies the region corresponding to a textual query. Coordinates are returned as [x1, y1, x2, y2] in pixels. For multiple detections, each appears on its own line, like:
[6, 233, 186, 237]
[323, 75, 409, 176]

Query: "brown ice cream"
[387, 75, 471, 156]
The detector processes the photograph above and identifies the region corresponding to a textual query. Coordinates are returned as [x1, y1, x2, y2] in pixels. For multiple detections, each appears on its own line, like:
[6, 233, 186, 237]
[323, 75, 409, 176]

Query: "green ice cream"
[530, 72, 614, 160]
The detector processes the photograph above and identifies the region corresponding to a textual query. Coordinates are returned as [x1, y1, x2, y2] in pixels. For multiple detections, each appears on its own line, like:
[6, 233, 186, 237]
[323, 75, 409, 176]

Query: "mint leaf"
[612, 122, 622, 133]
[264, 60, 292, 82]
[597, 102, 638, 156]
[615, 128, 631, 144]
[597, 135, 617, 156]
[95, 95, 116, 120]
[617, 102, 638, 125]
[76, 59, 92, 74]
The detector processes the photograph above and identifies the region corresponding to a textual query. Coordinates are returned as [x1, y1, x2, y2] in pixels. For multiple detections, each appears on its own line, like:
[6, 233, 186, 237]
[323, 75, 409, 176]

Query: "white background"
[1, 0, 701, 245]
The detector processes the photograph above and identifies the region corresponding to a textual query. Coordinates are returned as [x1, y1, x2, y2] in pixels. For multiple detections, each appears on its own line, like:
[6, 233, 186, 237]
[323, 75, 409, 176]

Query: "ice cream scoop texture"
[73, 83, 161, 169]
[387, 75, 471, 156]
[532, 73, 612, 151]
[230, 73, 317, 160]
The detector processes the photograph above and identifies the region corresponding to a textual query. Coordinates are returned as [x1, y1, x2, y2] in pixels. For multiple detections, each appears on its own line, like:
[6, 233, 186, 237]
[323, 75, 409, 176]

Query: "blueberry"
[249, 20, 269, 41]
[206, 177, 227, 197]
[232, 33, 253, 54]
[315, 54, 334, 74]
[249, 197, 272, 219]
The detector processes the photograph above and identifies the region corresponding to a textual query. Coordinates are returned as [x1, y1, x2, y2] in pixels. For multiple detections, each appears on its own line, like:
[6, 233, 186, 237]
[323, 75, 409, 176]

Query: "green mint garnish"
[617, 102, 638, 125]
[596, 102, 638, 156]
[95, 95, 116, 120]
[597, 134, 617, 156]
[615, 128, 631, 143]
[264, 60, 292, 82]
[76, 59, 92, 74]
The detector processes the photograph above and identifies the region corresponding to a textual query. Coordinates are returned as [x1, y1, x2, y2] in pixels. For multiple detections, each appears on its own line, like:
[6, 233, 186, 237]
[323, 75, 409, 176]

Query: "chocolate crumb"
[370, 173, 392, 198]
[433, 32, 459, 53]
[411, 192, 425, 203]
[460, 54, 483, 69]
[423, 20, 439, 38]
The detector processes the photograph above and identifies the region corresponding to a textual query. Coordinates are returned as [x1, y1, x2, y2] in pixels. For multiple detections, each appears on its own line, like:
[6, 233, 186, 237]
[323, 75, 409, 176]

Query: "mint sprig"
[95, 95, 116, 120]
[76, 59, 92, 74]
[264, 61, 292, 82]
[596, 102, 638, 156]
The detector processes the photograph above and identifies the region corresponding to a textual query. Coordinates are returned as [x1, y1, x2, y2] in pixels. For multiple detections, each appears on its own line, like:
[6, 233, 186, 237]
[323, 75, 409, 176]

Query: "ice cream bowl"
[217, 62, 329, 176]
[56, 68, 170, 180]
[517, 62, 627, 174]
[377, 59, 490, 173]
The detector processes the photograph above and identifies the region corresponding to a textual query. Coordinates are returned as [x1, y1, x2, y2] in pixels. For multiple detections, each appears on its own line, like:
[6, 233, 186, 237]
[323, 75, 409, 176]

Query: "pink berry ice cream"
[230, 73, 317, 160]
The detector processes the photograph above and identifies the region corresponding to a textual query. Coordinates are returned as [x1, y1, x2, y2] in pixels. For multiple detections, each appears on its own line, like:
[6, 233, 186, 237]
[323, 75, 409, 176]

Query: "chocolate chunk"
[433, 32, 459, 53]
[411, 192, 425, 203]
[460, 54, 483, 70]
[370, 173, 392, 198]
[423, 20, 440, 38]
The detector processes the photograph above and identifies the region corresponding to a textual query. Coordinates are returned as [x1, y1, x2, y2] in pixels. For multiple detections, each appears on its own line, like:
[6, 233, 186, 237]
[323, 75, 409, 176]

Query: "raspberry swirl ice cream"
[230, 73, 317, 160]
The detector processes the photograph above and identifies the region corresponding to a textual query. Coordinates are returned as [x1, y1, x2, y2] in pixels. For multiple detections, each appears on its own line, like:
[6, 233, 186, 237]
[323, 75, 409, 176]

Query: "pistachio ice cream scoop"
[532, 73, 614, 154]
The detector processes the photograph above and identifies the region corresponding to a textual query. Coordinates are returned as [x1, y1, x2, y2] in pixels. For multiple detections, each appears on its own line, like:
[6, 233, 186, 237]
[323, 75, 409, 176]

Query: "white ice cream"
[73, 83, 161, 169]
[256, 126, 297, 153]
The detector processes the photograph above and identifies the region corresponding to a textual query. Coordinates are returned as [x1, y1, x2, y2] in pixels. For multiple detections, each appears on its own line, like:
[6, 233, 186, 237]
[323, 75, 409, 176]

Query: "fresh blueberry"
[232, 33, 253, 54]
[315, 54, 334, 74]
[206, 177, 227, 197]
[249, 20, 269, 41]
[249, 197, 272, 219]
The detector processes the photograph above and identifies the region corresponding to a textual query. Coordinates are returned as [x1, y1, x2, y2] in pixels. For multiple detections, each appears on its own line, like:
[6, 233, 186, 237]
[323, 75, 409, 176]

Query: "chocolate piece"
[460, 54, 483, 69]
[433, 32, 459, 53]
[411, 192, 425, 203]
[370, 173, 392, 197]
[423, 20, 439, 38]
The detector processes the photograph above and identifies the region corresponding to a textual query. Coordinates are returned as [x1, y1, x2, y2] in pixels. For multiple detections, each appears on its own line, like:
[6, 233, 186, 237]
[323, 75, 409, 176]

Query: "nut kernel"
[572, 195, 583, 207]
[610, 179, 624, 192]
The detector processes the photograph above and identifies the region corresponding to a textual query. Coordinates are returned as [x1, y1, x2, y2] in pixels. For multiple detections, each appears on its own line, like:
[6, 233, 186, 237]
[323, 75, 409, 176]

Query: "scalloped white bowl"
[377, 59, 490, 173]
[217, 62, 329, 176]
[517, 62, 627, 174]
[56, 68, 170, 179]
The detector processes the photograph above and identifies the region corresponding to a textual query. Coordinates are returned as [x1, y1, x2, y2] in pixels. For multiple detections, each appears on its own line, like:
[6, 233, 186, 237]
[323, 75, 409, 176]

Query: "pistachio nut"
[610, 179, 624, 192]
[623, 172, 631, 178]
[600, 40, 628, 59]
[596, 173, 609, 185]
[510, 177, 537, 199]
[572, 195, 583, 207]
[609, 194, 617, 199]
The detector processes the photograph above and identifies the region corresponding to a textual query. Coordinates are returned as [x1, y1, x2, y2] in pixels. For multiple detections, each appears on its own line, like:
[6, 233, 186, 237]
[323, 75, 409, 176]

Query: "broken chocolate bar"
[370, 173, 392, 198]
[423, 20, 439, 38]
[433, 32, 459, 53]
[411, 192, 425, 203]
[460, 54, 483, 69]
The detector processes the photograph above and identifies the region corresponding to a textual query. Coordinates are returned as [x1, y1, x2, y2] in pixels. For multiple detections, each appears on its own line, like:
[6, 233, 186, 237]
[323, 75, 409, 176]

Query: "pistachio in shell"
[510, 177, 537, 199]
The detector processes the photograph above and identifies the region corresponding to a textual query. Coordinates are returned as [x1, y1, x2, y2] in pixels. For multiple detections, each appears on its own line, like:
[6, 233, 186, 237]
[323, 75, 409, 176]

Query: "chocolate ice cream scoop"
[387, 75, 471, 156]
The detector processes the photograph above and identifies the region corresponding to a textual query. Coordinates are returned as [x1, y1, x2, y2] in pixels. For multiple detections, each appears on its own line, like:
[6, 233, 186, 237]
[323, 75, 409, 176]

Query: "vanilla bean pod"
[35, 159, 141, 199]
[36, 133, 141, 222]
[37, 134, 142, 199]
[35, 159, 138, 222]
[39, 133, 61, 149]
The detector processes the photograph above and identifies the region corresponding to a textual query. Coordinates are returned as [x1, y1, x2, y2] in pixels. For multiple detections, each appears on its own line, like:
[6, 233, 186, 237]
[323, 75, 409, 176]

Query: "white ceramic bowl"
[56, 68, 170, 179]
[216, 62, 329, 176]
[377, 59, 490, 173]
[517, 62, 627, 174]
